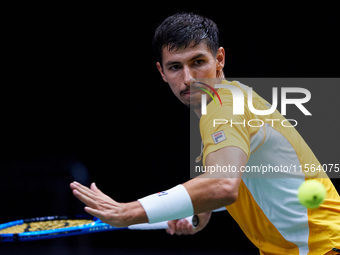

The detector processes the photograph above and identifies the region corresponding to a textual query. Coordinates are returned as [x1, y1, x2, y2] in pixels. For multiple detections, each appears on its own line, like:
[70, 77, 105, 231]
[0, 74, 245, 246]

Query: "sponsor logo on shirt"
[211, 130, 227, 144]
[157, 191, 168, 196]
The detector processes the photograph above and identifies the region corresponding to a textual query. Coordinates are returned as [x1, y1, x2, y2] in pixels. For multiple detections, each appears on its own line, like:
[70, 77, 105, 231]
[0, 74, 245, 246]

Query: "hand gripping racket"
[0, 215, 196, 242]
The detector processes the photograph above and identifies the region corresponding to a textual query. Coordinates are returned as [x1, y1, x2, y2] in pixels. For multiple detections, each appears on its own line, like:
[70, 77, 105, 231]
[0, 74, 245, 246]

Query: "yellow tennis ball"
[297, 180, 326, 209]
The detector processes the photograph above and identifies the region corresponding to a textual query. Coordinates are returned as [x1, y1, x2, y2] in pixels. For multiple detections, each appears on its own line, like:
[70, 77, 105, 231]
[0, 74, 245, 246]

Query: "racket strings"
[0, 219, 93, 234]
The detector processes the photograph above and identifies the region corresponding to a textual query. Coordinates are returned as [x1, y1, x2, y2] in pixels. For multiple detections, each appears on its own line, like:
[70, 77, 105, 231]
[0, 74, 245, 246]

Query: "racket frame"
[0, 215, 125, 242]
[0, 213, 199, 242]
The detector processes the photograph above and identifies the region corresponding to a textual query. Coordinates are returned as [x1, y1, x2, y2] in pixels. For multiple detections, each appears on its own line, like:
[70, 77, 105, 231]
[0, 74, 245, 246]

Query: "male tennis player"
[70, 13, 340, 254]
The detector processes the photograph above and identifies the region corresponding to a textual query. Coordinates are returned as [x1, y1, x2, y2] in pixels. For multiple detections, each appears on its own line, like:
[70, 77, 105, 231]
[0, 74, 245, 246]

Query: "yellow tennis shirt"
[200, 80, 340, 254]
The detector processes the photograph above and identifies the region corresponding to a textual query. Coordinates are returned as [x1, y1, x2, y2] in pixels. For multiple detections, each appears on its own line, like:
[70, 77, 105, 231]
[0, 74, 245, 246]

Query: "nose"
[183, 65, 195, 86]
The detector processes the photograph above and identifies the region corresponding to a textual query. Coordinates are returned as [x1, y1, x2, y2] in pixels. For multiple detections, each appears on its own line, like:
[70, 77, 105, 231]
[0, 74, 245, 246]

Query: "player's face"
[156, 42, 225, 108]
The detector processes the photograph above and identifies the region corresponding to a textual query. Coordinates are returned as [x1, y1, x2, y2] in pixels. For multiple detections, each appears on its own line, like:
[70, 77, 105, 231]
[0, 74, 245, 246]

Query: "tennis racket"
[0, 214, 196, 242]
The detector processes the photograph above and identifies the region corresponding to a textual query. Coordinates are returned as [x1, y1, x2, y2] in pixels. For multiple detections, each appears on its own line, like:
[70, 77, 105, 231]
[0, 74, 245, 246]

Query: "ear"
[215, 47, 225, 72]
[156, 62, 168, 83]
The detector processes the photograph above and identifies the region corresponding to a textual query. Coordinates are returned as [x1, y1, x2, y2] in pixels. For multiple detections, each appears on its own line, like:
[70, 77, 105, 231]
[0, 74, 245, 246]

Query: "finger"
[71, 181, 82, 188]
[75, 182, 113, 204]
[73, 187, 97, 204]
[166, 228, 172, 235]
[91, 182, 99, 192]
[84, 206, 103, 218]
[72, 182, 98, 200]
[73, 189, 98, 208]
[70, 182, 78, 190]
[186, 222, 195, 235]
[73, 181, 94, 194]
[166, 220, 177, 235]
[179, 219, 189, 235]
[175, 220, 183, 236]
[91, 183, 110, 198]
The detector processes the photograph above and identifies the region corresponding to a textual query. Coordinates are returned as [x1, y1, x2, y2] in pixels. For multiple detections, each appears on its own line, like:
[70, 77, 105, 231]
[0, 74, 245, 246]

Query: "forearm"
[183, 174, 240, 214]
[183, 147, 246, 214]
[129, 176, 237, 226]
[123, 201, 149, 226]
[137, 147, 246, 225]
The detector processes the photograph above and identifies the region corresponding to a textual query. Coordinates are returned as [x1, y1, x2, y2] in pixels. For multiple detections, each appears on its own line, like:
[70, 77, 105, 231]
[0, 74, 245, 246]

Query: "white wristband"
[137, 184, 194, 224]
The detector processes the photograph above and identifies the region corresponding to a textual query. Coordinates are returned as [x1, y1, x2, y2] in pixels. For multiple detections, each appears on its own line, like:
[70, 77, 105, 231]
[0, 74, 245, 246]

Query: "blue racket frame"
[0, 213, 194, 242]
[0, 215, 127, 242]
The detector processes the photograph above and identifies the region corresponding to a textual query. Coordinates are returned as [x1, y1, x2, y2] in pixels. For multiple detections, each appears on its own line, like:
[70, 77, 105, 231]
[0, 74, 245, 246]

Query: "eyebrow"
[164, 53, 207, 68]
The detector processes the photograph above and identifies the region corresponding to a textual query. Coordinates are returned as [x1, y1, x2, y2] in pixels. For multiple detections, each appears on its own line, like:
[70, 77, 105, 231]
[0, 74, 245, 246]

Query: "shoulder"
[217, 80, 248, 98]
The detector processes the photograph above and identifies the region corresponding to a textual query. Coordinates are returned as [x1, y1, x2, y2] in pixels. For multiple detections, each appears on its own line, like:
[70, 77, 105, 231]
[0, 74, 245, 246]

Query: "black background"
[1, 3, 339, 255]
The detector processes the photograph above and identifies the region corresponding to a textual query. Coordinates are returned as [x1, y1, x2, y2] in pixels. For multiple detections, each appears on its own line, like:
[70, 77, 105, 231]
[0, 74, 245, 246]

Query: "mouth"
[182, 90, 200, 97]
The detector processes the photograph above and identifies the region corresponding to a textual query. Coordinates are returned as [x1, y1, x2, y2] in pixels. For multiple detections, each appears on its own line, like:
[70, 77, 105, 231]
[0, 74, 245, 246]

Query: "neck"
[194, 107, 203, 118]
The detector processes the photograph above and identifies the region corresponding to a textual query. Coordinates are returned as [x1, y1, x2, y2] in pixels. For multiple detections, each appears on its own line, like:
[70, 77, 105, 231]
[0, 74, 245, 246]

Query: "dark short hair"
[153, 12, 219, 65]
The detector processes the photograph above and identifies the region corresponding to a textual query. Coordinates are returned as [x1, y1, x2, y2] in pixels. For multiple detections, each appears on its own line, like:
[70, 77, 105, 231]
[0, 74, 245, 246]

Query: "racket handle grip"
[128, 208, 225, 230]
[128, 220, 169, 230]
[127, 215, 197, 230]
[187, 215, 199, 228]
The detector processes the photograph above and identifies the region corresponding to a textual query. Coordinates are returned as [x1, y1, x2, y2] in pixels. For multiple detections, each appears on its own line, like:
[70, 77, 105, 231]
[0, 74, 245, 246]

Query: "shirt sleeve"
[200, 88, 251, 166]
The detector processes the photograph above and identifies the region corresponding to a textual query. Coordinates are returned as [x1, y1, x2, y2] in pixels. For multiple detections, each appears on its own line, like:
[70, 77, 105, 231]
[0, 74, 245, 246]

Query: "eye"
[194, 59, 204, 65]
[169, 65, 181, 71]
